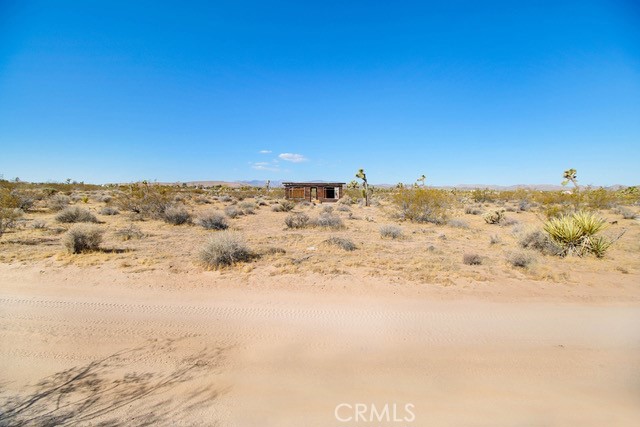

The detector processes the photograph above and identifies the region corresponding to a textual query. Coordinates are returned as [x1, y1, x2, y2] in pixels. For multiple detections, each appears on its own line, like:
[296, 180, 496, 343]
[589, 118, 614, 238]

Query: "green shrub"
[392, 187, 453, 224]
[543, 211, 612, 257]
[63, 225, 103, 253]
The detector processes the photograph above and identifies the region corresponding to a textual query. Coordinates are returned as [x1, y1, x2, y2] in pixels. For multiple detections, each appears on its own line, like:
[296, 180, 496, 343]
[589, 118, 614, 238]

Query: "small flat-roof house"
[283, 182, 346, 203]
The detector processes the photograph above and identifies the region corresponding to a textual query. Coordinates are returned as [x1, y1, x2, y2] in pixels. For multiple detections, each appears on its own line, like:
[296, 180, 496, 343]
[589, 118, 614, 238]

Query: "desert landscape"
[1, 181, 639, 426]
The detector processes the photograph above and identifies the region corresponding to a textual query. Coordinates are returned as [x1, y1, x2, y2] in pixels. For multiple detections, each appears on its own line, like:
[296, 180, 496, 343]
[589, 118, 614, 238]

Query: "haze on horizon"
[1, 1, 639, 186]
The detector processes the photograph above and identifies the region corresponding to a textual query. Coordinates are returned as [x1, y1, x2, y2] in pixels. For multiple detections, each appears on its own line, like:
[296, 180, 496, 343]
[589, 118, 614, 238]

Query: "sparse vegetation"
[115, 224, 144, 241]
[392, 187, 453, 224]
[225, 206, 243, 218]
[448, 219, 470, 229]
[199, 212, 228, 230]
[310, 213, 344, 229]
[507, 251, 535, 268]
[380, 224, 402, 239]
[56, 207, 99, 223]
[324, 237, 357, 251]
[99, 206, 119, 215]
[199, 231, 253, 269]
[271, 200, 295, 212]
[285, 212, 309, 229]
[48, 194, 71, 211]
[162, 206, 192, 225]
[463, 253, 482, 265]
[63, 225, 104, 253]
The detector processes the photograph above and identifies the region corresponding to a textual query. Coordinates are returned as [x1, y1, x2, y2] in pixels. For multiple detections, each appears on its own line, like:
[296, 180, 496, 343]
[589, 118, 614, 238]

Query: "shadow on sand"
[0, 339, 229, 426]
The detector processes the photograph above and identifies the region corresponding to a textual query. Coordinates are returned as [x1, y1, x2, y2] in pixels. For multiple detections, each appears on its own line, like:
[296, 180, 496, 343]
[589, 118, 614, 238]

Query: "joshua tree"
[416, 174, 426, 187]
[355, 168, 370, 206]
[265, 180, 271, 194]
[562, 168, 579, 191]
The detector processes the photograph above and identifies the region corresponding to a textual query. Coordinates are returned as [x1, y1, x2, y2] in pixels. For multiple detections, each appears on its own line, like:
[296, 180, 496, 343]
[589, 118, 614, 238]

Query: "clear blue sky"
[1, 0, 639, 186]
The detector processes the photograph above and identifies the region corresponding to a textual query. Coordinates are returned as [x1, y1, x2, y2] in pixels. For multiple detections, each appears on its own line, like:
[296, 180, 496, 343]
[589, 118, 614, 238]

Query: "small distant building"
[283, 182, 346, 203]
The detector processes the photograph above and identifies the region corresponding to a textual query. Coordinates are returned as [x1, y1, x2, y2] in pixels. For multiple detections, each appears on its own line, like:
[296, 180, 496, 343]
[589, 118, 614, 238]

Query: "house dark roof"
[282, 182, 345, 187]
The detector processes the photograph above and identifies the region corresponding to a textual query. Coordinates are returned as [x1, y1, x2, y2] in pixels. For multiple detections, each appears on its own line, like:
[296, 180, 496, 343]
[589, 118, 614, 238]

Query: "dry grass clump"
[199, 231, 253, 269]
[31, 220, 47, 229]
[518, 230, 561, 255]
[63, 225, 103, 253]
[114, 224, 144, 241]
[239, 201, 257, 214]
[56, 207, 99, 223]
[380, 224, 403, 239]
[463, 253, 482, 265]
[285, 212, 309, 229]
[464, 206, 482, 215]
[271, 200, 295, 212]
[336, 205, 351, 212]
[99, 206, 119, 215]
[448, 219, 470, 229]
[310, 213, 344, 229]
[614, 206, 636, 220]
[48, 194, 71, 211]
[163, 206, 192, 225]
[324, 236, 357, 251]
[224, 205, 243, 218]
[321, 205, 333, 214]
[507, 251, 535, 268]
[199, 212, 228, 230]
[489, 234, 501, 245]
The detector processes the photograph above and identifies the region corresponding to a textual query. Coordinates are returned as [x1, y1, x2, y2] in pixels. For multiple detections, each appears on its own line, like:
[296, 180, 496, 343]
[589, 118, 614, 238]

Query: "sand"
[1, 264, 639, 426]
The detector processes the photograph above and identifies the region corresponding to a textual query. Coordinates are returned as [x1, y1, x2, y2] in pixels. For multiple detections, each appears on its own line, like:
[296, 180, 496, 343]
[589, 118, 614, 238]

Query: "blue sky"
[1, 0, 639, 186]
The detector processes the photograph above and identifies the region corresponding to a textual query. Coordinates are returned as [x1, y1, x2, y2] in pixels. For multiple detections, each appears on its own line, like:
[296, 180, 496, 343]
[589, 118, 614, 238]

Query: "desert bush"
[501, 217, 520, 227]
[48, 194, 71, 211]
[100, 206, 119, 215]
[310, 213, 344, 229]
[239, 201, 257, 214]
[199, 212, 228, 230]
[542, 204, 572, 220]
[63, 225, 103, 253]
[482, 210, 504, 224]
[31, 220, 47, 229]
[9, 190, 35, 211]
[114, 183, 173, 218]
[271, 200, 295, 212]
[324, 237, 357, 251]
[392, 187, 453, 224]
[507, 251, 535, 268]
[0, 208, 22, 237]
[285, 212, 309, 229]
[518, 230, 561, 255]
[489, 234, 501, 245]
[224, 206, 243, 218]
[380, 224, 403, 239]
[518, 200, 531, 211]
[336, 205, 351, 212]
[56, 207, 98, 223]
[199, 231, 253, 269]
[448, 219, 469, 229]
[163, 206, 192, 225]
[463, 253, 482, 265]
[218, 195, 233, 203]
[614, 206, 636, 220]
[471, 188, 497, 203]
[115, 224, 144, 241]
[321, 205, 334, 214]
[464, 206, 482, 215]
[543, 211, 612, 257]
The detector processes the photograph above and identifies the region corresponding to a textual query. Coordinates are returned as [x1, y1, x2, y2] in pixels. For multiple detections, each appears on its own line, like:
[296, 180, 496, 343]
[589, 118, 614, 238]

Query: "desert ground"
[1, 185, 639, 426]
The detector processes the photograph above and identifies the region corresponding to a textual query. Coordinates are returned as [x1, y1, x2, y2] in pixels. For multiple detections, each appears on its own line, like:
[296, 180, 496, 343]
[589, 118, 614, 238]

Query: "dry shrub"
[163, 206, 192, 225]
[392, 187, 453, 224]
[324, 237, 357, 251]
[199, 212, 228, 230]
[115, 224, 144, 241]
[56, 207, 98, 223]
[114, 183, 173, 218]
[48, 194, 71, 211]
[310, 213, 344, 229]
[448, 219, 470, 229]
[272, 200, 295, 212]
[100, 206, 119, 215]
[225, 206, 243, 218]
[519, 230, 561, 255]
[64, 225, 103, 253]
[507, 251, 535, 268]
[285, 212, 309, 229]
[463, 253, 482, 265]
[380, 224, 402, 239]
[199, 231, 253, 269]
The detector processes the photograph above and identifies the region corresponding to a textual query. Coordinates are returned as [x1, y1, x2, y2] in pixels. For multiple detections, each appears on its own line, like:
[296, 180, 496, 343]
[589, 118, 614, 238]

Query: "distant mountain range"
[169, 180, 632, 191]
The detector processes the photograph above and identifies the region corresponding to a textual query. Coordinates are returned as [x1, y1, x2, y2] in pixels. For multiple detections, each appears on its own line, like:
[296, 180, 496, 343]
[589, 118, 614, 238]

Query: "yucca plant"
[543, 211, 612, 257]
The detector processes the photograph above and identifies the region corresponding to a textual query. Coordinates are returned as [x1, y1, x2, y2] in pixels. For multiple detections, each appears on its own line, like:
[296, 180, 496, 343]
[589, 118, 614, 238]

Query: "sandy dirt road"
[1, 284, 639, 426]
